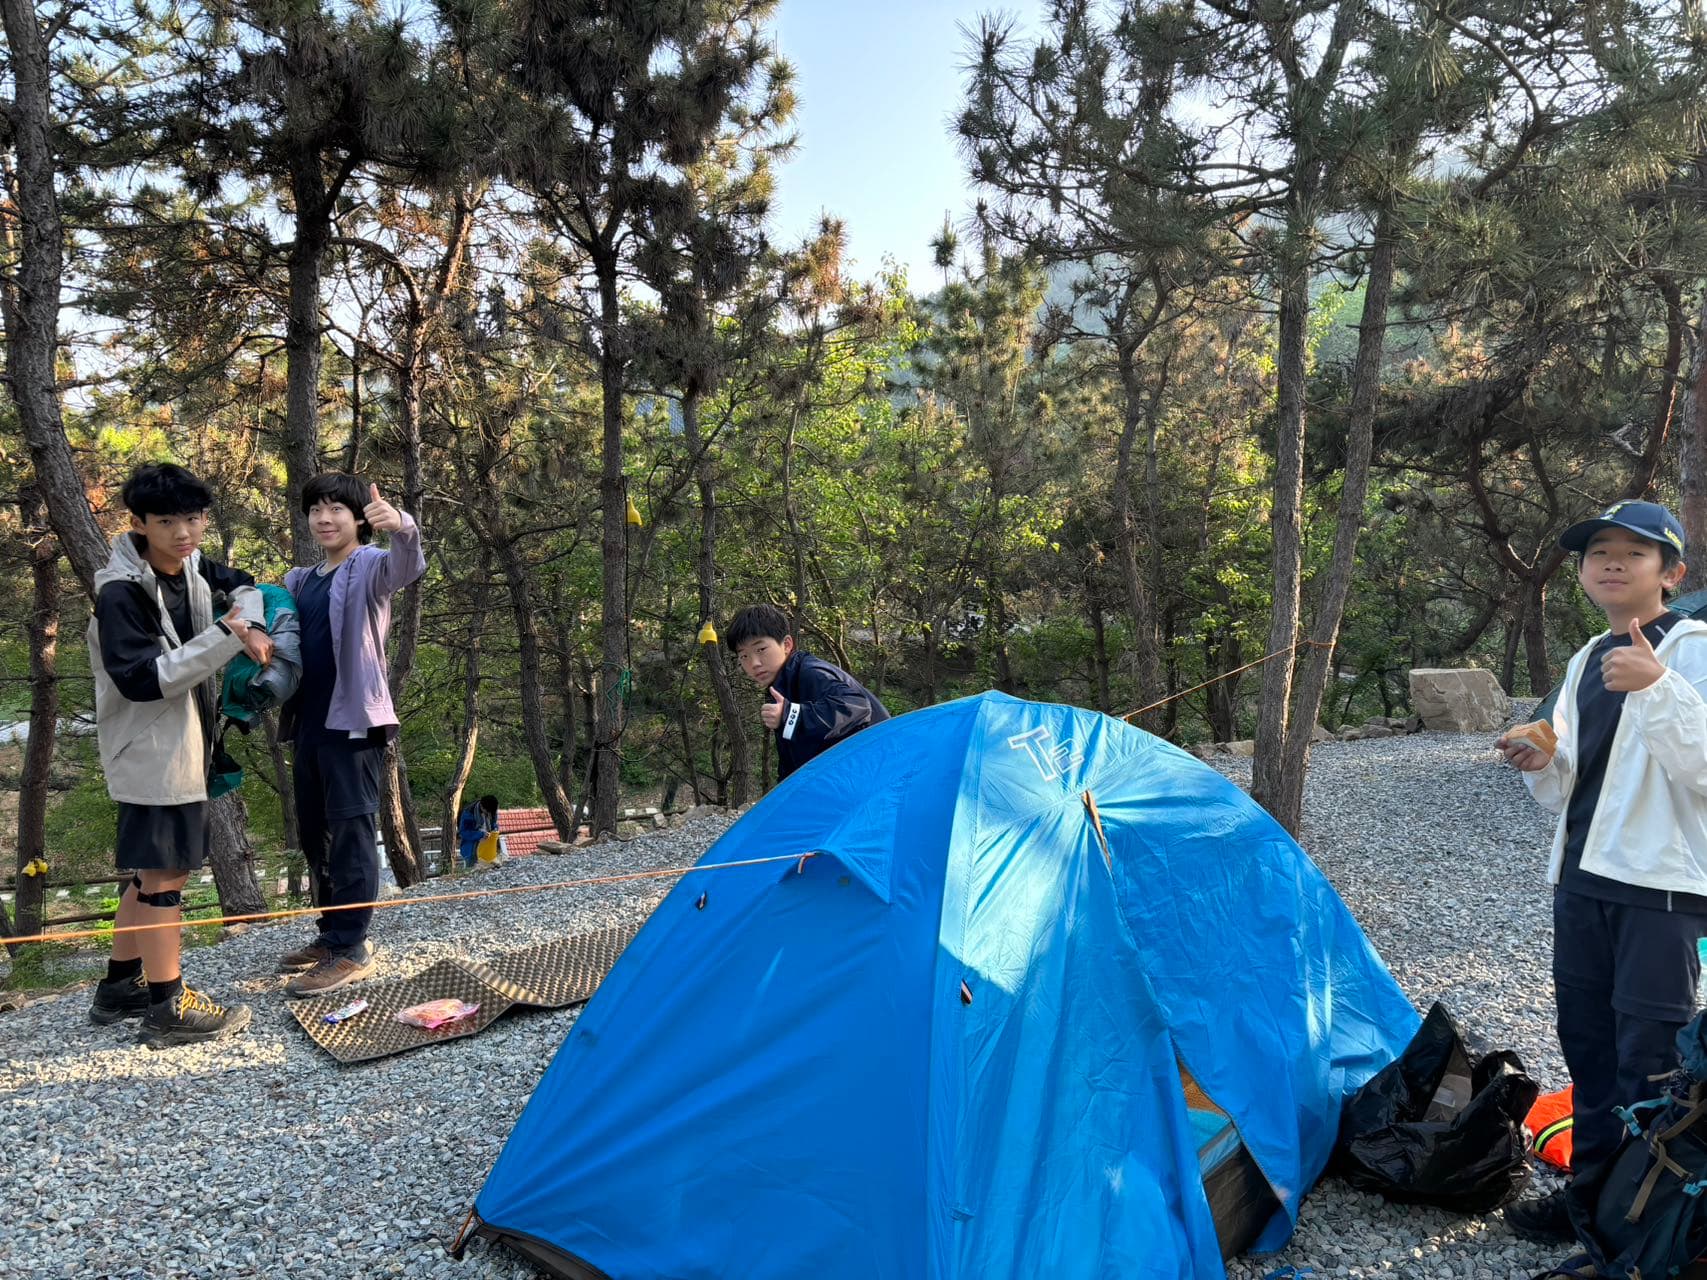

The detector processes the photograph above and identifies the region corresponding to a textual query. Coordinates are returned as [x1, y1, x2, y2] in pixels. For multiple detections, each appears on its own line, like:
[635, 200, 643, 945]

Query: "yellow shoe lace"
[177, 986, 224, 1018]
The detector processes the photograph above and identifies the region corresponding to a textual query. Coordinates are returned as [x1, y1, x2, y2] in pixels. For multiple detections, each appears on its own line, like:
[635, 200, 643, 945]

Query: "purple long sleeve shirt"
[283, 513, 426, 737]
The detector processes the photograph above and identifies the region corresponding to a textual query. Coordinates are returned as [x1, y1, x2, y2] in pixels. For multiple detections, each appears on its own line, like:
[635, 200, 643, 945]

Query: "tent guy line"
[1119, 638, 1335, 723]
[0, 852, 819, 948]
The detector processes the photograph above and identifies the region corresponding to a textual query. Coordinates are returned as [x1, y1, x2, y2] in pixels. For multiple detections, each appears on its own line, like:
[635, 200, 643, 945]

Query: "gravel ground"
[0, 727, 1589, 1279]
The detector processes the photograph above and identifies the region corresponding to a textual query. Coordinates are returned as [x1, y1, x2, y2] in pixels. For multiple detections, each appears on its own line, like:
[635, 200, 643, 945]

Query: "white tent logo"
[1006, 726, 1085, 783]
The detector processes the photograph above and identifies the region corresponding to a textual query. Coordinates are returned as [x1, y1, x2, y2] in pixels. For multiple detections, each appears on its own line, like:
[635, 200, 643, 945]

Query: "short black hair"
[302, 472, 372, 543]
[479, 795, 498, 819]
[122, 463, 212, 518]
[724, 604, 792, 651]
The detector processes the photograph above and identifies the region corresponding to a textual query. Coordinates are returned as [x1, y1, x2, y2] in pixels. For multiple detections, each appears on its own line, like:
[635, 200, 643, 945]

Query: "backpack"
[208, 585, 302, 799]
[220, 584, 302, 723]
[1534, 1014, 1707, 1280]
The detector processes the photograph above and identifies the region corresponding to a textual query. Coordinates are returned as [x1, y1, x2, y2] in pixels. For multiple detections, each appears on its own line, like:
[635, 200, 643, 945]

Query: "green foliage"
[7, 0, 1707, 874]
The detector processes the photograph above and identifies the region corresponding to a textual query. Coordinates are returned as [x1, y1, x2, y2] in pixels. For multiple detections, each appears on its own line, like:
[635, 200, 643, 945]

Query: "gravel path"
[1, 729, 1586, 1279]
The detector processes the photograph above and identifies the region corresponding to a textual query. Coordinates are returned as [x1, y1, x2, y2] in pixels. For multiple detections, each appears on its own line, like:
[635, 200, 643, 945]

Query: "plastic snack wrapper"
[323, 998, 369, 1025]
[395, 998, 481, 1030]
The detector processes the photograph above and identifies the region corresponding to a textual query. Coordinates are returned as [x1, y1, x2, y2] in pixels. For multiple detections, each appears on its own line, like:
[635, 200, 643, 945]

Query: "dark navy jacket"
[770, 650, 890, 780]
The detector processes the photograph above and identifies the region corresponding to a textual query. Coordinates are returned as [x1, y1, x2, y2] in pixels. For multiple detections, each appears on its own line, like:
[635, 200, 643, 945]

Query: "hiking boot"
[1504, 1186, 1576, 1243]
[139, 987, 253, 1049]
[89, 974, 150, 1025]
[284, 944, 376, 999]
[277, 940, 333, 973]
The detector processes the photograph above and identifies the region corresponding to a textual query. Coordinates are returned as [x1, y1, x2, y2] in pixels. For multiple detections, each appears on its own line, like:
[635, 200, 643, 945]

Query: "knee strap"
[131, 874, 143, 893]
[135, 887, 183, 908]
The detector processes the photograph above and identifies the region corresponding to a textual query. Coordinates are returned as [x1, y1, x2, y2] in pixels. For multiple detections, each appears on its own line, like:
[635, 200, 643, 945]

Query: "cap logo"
[1666, 528, 1685, 551]
[1602, 501, 1629, 518]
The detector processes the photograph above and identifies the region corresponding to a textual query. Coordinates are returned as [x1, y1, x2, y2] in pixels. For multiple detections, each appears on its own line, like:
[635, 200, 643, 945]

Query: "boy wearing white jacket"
[86, 464, 273, 1047]
[1500, 500, 1707, 1243]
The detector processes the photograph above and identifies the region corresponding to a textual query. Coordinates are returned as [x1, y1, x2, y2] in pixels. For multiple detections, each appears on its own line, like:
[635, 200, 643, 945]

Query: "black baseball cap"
[1560, 499, 1687, 556]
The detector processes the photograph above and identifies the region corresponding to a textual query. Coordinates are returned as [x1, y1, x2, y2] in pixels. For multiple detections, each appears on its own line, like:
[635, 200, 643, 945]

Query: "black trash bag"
[1330, 1001, 1540, 1213]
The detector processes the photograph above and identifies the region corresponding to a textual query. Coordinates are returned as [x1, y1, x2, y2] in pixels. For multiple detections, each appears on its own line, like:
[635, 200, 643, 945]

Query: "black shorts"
[115, 801, 209, 873]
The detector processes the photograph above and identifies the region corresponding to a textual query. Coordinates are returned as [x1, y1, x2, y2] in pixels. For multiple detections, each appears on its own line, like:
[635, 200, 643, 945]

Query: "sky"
[768, 0, 1042, 292]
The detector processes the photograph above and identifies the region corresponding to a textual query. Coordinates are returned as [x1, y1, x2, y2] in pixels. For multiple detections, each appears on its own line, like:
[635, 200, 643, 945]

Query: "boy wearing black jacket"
[725, 604, 889, 780]
[86, 463, 272, 1046]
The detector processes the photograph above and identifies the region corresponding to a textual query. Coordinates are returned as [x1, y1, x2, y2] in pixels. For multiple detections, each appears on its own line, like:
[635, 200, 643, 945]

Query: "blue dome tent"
[463, 693, 1418, 1279]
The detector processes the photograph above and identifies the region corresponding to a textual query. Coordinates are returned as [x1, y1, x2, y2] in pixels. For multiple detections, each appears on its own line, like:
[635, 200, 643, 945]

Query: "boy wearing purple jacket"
[276, 474, 426, 996]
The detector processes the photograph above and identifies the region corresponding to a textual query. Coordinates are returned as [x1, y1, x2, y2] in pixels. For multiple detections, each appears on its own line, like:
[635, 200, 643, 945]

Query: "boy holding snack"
[1499, 500, 1707, 1242]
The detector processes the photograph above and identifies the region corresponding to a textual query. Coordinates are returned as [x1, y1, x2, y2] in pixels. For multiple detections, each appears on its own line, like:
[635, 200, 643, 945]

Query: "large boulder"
[1408, 668, 1510, 732]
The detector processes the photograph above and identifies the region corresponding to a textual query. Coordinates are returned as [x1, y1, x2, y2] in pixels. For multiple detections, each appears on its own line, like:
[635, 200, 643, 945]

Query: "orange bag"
[1526, 1085, 1574, 1171]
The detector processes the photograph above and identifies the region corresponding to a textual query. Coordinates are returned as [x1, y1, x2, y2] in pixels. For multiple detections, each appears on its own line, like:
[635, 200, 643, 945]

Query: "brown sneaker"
[278, 940, 332, 973]
[284, 945, 376, 998]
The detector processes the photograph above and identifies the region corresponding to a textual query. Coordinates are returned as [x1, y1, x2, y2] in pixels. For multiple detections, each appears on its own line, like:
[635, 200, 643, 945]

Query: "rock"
[1220, 739, 1256, 758]
[535, 840, 571, 855]
[681, 804, 723, 824]
[1360, 725, 1398, 739]
[651, 813, 670, 829]
[614, 821, 646, 841]
[1312, 723, 1334, 744]
[1408, 667, 1510, 733]
[1339, 727, 1365, 741]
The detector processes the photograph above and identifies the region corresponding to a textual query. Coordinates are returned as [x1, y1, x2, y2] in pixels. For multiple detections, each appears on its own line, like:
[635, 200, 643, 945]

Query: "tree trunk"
[1272, 215, 1399, 834]
[262, 711, 302, 894]
[0, 0, 107, 594]
[11, 489, 57, 945]
[1205, 634, 1241, 744]
[555, 641, 578, 809]
[206, 791, 266, 916]
[783, 396, 811, 630]
[1113, 344, 1166, 730]
[1088, 589, 1112, 714]
[1679, 293, 1707, 594]
[573, 659, 597, 830]
[376, 745, 424, 887]
[375, 344, 427, 886]
[284, 147, 330, 565]
[683, 391, 752, 805]
[1250, 228, 1313, 828]
[1523, 576, 1551, 696]
[346, 342, 364, 471]
[923, 623, 939, 706]
[1500, 610, 1521, 695]
[441, 586, 486, 869]
[498, 538, 575, 836]
[592, 257, 628, 835]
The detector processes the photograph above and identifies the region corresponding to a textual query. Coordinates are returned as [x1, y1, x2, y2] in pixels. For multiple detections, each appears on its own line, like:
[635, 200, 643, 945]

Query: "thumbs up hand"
[760, 687, 788, 731]
[1602, 619, 1666, 693]
[364, 482, 403, 534]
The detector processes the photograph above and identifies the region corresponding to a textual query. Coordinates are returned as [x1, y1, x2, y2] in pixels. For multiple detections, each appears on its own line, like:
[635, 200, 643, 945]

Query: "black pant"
[295, 734, 384, 953]
[1554, 889, 1706, 1176]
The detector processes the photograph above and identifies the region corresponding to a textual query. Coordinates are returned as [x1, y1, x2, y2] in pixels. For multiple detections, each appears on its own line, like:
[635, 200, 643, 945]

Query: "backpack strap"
[1617, 1098, 1674, 1137]
[1626, 1094, 1707, 1223]
[1530, 1254, 1600, 1279]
